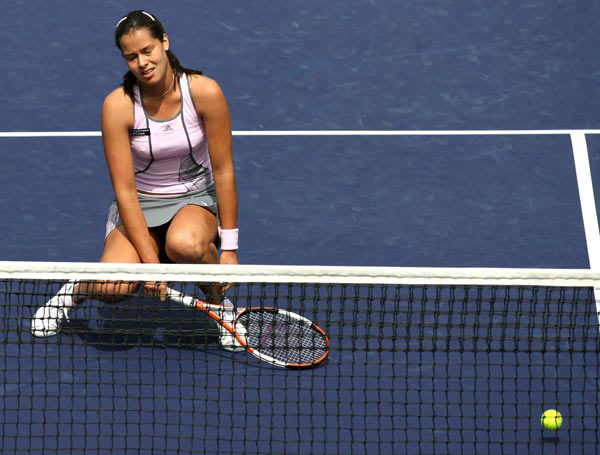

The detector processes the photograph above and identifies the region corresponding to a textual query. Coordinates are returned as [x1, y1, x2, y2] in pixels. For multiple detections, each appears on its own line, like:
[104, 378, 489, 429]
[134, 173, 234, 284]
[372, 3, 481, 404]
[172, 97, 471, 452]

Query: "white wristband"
[218, 227, 239, 251]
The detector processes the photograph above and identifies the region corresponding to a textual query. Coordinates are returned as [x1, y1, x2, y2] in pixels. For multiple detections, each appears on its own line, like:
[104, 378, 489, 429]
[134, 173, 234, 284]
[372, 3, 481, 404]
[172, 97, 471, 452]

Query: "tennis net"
[0, 261, 599, 455]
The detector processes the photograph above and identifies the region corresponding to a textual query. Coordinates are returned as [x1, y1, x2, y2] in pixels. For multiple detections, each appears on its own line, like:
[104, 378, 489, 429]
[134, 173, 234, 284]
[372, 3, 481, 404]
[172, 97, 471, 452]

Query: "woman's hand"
[144, 281, 168, 301]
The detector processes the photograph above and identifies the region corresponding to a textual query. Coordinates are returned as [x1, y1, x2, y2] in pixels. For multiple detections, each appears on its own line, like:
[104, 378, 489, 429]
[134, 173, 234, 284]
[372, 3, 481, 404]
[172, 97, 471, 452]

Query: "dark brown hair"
[114, 10, 202, 101]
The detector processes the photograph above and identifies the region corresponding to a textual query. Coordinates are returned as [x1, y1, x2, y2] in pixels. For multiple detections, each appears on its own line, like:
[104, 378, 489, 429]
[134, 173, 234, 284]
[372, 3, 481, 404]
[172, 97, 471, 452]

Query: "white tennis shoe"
[217, 297, 246, 352]
[31, 281, 77, 337]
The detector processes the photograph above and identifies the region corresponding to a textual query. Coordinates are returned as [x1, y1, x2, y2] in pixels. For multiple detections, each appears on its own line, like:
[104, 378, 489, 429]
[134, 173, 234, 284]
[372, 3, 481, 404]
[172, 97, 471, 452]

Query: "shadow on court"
[62, 298, 220, 351]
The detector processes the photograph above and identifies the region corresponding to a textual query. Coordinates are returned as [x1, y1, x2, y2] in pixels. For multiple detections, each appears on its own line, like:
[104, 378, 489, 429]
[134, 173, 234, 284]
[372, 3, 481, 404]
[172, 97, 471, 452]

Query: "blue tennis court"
[2, 1, 600, 454]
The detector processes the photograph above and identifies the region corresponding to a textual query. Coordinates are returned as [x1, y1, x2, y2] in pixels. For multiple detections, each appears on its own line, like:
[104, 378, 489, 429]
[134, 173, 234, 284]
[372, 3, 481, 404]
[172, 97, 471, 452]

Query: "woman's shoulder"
[103, 86, 134, 110]
[186, 74, 227, 112]
[102, 86, 135, 128]
[188, 74, 226, 95]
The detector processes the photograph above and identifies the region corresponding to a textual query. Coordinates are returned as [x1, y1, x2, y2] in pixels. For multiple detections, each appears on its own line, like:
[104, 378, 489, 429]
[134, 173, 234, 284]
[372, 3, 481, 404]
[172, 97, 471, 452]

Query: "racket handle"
[166, 287, 195, 307]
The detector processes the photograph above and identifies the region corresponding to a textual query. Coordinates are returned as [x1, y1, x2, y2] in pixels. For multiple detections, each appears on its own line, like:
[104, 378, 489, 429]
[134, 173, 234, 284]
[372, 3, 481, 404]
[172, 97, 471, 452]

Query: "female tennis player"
[31, 10, 242, 350]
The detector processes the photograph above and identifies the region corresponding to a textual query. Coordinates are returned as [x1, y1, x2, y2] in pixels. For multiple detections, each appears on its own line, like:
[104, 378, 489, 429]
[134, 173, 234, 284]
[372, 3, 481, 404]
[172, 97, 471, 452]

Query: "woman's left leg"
[164, 205, 243, 351]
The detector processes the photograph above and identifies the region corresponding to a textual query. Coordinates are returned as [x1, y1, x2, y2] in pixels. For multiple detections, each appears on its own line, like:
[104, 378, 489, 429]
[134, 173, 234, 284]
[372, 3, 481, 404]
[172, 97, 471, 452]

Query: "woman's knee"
[165, 231, 214, 263]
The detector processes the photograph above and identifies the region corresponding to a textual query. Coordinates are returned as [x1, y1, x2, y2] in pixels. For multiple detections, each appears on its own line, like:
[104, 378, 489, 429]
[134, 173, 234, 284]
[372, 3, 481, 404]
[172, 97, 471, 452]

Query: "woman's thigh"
[101, 225, 162, 263]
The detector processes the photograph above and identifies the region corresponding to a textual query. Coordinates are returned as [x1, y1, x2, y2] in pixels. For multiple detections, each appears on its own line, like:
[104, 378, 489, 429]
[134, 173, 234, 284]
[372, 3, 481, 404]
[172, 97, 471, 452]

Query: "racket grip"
[166, 287, 195, 307]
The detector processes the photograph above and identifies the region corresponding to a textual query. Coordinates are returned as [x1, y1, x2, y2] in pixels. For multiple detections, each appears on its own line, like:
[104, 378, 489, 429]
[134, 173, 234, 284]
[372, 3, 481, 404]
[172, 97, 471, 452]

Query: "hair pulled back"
[114, 10, 202, 101]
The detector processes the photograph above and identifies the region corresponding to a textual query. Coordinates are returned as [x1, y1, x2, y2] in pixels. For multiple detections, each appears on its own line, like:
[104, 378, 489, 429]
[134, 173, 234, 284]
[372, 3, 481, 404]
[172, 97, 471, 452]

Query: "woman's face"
[119, 27, 170, 86]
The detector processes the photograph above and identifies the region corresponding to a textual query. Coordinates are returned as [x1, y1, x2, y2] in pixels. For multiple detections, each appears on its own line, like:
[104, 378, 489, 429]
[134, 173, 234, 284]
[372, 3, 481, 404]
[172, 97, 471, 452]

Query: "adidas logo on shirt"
[163, 124, 174, 133]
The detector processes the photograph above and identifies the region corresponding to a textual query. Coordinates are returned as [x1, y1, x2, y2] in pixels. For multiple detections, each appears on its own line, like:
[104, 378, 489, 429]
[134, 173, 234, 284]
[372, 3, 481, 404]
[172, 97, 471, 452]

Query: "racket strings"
[237, 310, 328, 364]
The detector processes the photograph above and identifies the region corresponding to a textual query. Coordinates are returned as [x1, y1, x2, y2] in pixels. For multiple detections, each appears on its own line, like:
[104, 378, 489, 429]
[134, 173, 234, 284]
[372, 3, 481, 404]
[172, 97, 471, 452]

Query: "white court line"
[2, 129, 600, 137]
[0, 131, 101, 137]
[234, 129, 600, 136]
[571, 132, 600, 268]
[571, 132, 600, 327]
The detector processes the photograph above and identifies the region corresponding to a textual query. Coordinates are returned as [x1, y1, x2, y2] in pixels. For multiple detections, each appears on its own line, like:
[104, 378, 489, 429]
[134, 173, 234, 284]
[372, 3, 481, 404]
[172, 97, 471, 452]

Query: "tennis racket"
[167, 287, 329, 369]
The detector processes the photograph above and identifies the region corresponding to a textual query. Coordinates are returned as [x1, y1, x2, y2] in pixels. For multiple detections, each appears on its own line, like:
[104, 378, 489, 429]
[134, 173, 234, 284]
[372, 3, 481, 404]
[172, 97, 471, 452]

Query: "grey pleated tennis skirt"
[105, 186, 217, 239]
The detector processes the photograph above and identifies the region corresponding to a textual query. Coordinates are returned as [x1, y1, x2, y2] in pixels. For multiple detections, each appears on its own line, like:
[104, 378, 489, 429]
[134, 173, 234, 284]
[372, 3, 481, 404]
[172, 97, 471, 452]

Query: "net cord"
[3, 261, 600, 287]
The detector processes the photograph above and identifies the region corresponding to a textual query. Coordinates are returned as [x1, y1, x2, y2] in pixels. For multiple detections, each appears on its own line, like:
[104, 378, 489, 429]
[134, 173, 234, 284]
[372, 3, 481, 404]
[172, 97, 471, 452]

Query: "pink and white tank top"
[130, 74, 213, 195]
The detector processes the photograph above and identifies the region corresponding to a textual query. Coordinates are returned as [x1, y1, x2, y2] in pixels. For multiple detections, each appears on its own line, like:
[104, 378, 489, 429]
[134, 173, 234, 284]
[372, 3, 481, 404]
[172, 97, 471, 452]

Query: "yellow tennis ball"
[541, 409, 563, 430]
